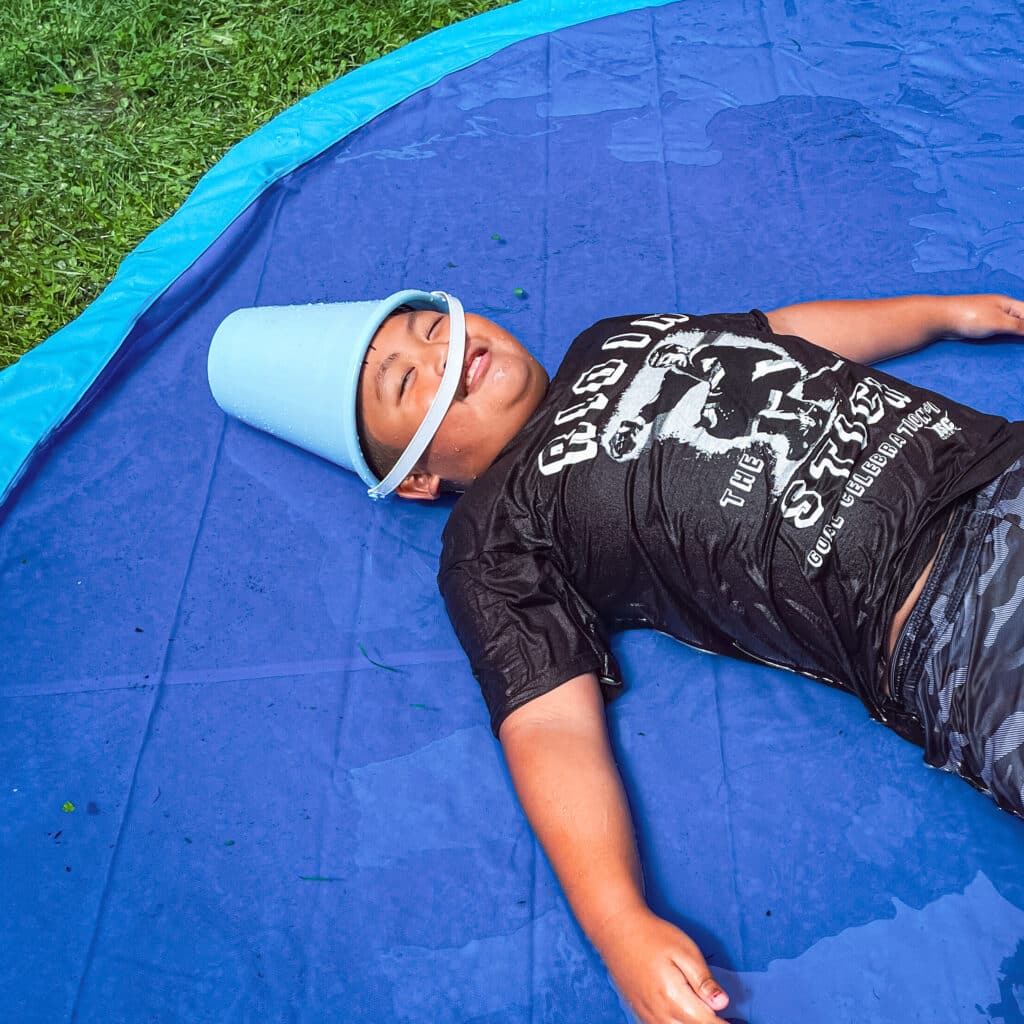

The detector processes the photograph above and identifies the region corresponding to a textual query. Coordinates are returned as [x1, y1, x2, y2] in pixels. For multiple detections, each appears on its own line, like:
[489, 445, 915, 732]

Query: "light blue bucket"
[207, 289, 448, 490]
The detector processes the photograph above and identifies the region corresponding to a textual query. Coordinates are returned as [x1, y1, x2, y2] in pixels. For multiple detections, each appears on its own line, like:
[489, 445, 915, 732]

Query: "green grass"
[0, 0, 515, 369]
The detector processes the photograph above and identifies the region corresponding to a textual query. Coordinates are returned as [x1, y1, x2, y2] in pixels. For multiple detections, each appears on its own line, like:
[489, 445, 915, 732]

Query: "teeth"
[465, 354, 482, 391]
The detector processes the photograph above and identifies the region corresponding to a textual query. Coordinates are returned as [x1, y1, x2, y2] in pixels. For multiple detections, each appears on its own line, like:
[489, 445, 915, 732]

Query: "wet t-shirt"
[438, 311, 1024, 736]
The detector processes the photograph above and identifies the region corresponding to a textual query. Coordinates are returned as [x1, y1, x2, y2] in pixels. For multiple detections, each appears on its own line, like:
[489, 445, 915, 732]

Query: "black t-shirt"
[438, 311, 1024, 736]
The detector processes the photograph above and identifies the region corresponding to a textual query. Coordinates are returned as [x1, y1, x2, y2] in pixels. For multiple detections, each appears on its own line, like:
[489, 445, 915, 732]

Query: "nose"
[426, 317, 451, 378]
[430, 345, 448, 381]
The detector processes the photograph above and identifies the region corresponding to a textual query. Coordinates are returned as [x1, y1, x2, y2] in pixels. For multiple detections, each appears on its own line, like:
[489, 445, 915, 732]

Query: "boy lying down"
[211, 291, 1024, 1023]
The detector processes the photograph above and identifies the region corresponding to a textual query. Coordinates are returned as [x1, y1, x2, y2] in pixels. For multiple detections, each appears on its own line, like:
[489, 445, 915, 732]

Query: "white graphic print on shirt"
[535, 317, 957, 569]
[600, 329, 843, 498]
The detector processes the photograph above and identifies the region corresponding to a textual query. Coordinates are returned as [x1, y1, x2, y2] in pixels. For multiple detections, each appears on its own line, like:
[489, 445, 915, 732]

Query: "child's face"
[358, 308, 549, 497]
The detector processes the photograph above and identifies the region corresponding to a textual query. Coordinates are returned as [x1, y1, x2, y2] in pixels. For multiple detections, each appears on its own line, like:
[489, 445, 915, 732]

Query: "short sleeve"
[439, 547, 623, 737]
[697, 308, 774, 336]
[747, 308, 773, 333]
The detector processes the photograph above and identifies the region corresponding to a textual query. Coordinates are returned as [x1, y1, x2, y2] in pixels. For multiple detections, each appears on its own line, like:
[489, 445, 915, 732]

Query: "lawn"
[0, 0, 514, 368]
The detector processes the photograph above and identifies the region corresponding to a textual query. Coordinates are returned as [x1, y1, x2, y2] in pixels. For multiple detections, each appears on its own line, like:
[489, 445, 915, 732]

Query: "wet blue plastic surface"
[2, 2, 1024, 1021]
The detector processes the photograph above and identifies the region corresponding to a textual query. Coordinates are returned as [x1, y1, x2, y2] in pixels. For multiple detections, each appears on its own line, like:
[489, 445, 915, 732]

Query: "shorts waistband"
[888, 459, 1023, 713]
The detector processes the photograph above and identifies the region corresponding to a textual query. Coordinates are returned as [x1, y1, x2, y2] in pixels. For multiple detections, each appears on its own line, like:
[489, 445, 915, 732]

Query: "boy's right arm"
[499, 672, 730, 1024]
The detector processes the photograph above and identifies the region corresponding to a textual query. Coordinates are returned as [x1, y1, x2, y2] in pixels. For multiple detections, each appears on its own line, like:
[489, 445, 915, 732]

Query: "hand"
[596, 907, 730, 1023]
[946, 294, 1024, 340]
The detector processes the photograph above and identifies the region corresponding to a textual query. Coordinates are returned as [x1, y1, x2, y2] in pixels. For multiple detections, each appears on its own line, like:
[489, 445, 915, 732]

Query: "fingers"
[602, 912, 730, 1024]
[997, 295, 1024, 333]
[632, 976, 725, 1024]
[674, 956, 730, 1014]
[662, 976, 727, 1024]
[952, 294, 1024, 339]
[664, 936, 729, 1017]
[696, 974, 730, 1012]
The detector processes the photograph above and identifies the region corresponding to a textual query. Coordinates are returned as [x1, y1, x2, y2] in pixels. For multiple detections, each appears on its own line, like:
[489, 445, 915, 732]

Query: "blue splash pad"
[2, 2, 1024, 1021]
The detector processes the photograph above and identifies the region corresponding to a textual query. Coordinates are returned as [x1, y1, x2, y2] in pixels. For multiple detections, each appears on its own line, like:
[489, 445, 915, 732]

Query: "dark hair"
[359, 428, 402, 482]
[355, 304, 414, 481]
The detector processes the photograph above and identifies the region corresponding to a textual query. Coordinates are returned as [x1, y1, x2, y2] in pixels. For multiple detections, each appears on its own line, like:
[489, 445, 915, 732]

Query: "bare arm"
[766, 293, 1024, 364]
[500, 673, 729, 1023]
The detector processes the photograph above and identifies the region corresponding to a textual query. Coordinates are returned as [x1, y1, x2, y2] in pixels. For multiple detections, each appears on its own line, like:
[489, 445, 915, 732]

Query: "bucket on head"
[207, 290, 450, 493]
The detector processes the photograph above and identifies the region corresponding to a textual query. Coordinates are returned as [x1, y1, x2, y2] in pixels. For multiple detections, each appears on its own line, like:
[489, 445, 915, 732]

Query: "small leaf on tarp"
[299, 875, 341, 882]
[224, 840, 235, 846]
[357, 642, 399, 673]
[62, 801, 75, 813]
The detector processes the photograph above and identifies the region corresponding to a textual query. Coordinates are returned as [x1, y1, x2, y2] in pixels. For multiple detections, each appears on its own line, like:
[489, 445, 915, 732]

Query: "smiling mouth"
[463, 349, 490, 394]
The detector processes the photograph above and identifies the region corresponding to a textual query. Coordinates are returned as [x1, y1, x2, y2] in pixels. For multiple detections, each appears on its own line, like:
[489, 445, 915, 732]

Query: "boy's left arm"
[766, 293, 1024, 364]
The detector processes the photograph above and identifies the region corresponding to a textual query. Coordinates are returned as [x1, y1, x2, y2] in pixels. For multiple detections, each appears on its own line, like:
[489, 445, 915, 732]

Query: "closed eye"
[426, 315, 443, 340]
[399, 368, 413, 398]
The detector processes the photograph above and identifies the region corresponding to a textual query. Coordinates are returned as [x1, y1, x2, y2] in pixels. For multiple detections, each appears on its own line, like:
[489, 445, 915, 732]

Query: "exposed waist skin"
[882, 521, 949, 694]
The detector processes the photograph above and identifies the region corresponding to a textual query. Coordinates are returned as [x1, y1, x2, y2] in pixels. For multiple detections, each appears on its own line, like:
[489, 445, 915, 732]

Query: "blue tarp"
[2, 1, 1023, 1021]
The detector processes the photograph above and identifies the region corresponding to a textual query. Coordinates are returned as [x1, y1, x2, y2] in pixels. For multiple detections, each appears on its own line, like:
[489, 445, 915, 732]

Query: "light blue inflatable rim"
[0, 0, 680, 508]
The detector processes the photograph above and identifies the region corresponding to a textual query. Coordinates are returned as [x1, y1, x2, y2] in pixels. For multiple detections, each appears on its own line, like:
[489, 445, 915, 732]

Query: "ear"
[395, 471, 443, 501]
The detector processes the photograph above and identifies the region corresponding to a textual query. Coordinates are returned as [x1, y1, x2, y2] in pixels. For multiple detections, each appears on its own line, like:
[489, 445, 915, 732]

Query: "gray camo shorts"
[889, 454, 1024, 818]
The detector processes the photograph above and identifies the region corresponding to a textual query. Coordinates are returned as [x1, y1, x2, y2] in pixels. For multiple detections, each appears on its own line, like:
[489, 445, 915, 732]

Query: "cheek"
[428, 408, 497, 477]
[489, 358, 511, 387]
[433, 406, 480, 456]
[482, 353, 525, 404]
[369, 409, 408, 450]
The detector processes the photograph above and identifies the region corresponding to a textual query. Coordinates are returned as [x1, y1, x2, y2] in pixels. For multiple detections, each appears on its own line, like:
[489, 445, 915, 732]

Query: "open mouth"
[463, 348, 490, 394]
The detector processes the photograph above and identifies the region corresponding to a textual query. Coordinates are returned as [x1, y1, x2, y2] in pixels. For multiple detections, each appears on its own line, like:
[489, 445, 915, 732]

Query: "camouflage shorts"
[890, 455, 1024, 818]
